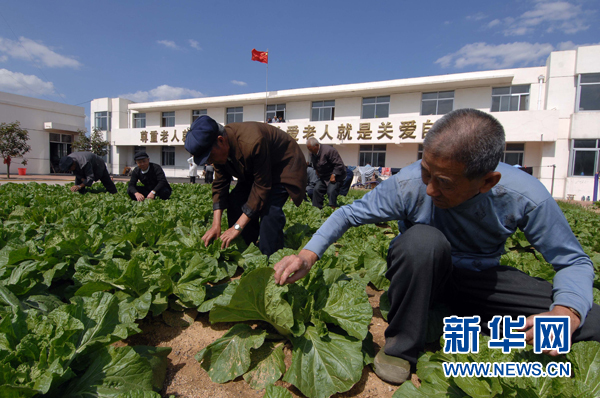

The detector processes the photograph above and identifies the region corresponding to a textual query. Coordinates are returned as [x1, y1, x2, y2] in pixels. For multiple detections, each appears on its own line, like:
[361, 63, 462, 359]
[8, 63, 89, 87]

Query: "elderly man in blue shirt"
[273, 108, 600, 384]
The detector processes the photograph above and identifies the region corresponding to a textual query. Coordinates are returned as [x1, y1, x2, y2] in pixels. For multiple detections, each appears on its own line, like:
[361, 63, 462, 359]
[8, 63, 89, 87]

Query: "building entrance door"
[49, 133, 72, 173]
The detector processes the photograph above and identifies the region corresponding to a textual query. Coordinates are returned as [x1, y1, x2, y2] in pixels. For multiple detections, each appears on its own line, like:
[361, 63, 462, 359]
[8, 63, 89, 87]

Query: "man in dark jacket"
[306, 137, 346, 209]
[59, 151, 117, 194]
[127, 152, 171, 201]
[185, 115, 307, 256]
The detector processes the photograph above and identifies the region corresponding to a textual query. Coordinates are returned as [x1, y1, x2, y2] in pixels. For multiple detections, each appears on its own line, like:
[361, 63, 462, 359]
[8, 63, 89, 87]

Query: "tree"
[0, 121, 31, 179]
[72, 128, 109, 157]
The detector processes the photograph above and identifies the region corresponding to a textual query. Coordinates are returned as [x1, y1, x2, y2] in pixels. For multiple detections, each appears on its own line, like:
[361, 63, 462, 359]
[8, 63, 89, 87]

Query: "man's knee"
[387, 225, 451, 276]
[158, 188, 172, 199]
[389, 225, 449, 260]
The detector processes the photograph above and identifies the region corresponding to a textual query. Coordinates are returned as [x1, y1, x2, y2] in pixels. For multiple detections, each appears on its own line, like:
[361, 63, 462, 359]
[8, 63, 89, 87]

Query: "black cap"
[184, 115, 222, 166]
[59, 156, 74, 172]
[134, 151, 149, 161]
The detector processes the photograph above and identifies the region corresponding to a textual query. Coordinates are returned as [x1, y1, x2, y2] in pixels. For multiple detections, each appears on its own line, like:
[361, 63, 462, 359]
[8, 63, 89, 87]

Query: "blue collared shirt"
[304, 161, 595, 324]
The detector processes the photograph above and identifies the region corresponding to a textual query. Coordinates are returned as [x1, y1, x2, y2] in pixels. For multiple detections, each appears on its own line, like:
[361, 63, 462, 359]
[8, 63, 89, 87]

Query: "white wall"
[575, 45, 600, 74]
[0, 92, 85, 175]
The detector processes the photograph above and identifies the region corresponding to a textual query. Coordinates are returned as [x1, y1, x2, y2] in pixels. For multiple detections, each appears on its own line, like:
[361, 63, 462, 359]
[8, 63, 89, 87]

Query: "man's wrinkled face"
[420, 151, 485, 209]
[136, 158, 150, 171]
[307, 144, 319, 155]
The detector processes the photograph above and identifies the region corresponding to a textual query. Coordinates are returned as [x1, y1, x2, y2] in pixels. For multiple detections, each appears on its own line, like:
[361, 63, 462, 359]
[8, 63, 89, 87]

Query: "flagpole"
[265, 48, 269, 123]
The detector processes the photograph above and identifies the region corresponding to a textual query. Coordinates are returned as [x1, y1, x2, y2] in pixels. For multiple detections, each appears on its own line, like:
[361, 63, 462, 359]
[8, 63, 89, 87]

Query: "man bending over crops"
[127, 151, 172, 201]
[185, 115, 307, 256]
[306, 137, 346, 209]
[59, 151, 117, 194]
[273, 108, 600, 384]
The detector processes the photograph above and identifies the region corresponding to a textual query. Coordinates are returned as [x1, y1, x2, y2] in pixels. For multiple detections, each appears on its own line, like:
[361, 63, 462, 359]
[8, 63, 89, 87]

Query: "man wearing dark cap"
[185, 115, 307, 256]
[127, 152, 172, 201]
[59, 151, 118, 194]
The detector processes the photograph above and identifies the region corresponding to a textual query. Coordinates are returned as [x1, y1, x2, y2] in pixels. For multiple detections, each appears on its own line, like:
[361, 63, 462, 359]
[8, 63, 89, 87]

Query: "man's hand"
[520, 305, 581, 356]
[220, 226, 242, 249]
[273, 249, 319, 285]
[134, 192, 145, 202]
[330, 174, 336, 183]
[70, 184, 84, 192]
[202, 225, 221, 247]
[147, 191, 156, 200]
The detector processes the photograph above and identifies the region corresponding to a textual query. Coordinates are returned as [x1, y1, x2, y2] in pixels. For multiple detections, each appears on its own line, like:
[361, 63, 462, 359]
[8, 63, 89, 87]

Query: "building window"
[103, 145, 111, 164]
[503, 143, 525, 166]
[161, 111, 175, 127]
[570, 139, 599, 176]
[162, 146, 175, 166]
[192, 109, 207, 123]
[226, 107, 243, 124]
[94, 111, 111, 131]
[311, 100, 335, 121]
[133, 113, 146, 128]
[359, 144, 386, 167]
[491, 85, 530, 112]
[417, 144, 424, 160]
[577, 74, 600, 111]
[421, 91, 454, 115]
[362, 96, 390, 119]
[134, 146, 146, 161]
[266, 104, 286, 122]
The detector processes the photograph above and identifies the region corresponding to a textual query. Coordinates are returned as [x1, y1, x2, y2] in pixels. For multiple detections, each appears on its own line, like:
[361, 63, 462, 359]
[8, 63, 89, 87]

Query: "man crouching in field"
[127, 151, 172, 201]
[60, 151, 117, 194]
[273, 108, 600, 384]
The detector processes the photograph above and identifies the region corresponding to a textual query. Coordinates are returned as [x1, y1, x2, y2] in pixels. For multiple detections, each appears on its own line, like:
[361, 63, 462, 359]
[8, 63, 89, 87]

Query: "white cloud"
[0, 37, 81, 68]
[435, 42, 554, 69]
[189, 39, 201, 50]
[157, 40, 179, 49]
[487, 19, 501, 28]
[557, 40, 600, 51]
[0, 69, 55, 96]
[0, 55, 7, 63]
[466, 12, 487, 21]
[231, 80, 247, 86]
[501, 1, 589, 36]
[119, 84, 204, 102]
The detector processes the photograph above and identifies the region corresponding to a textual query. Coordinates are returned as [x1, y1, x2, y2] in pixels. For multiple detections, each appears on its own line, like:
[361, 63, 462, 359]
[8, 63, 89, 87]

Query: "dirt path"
[122, 287, 402, 398]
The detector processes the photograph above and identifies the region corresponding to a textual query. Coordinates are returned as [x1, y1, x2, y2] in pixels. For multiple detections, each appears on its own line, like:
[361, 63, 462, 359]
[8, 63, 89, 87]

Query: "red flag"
[251, 48, 268, 64]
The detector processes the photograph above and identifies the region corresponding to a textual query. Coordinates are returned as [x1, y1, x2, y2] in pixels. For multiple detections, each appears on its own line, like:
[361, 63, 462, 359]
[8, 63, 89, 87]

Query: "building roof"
[127, 69, 528, 112]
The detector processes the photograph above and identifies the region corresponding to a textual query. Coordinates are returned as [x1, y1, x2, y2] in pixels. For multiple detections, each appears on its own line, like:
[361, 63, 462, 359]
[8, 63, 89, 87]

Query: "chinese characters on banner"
[137, 121, 436, 144]
[140, 129, 189, 144]
[443, 315, 571, 355]
[284, 120, 434, 142]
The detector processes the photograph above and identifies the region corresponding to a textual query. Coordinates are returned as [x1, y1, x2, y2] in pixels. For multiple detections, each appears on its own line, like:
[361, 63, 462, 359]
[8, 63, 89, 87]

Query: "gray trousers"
[312, 179, 342, 208]
[384, 224, 600, 365]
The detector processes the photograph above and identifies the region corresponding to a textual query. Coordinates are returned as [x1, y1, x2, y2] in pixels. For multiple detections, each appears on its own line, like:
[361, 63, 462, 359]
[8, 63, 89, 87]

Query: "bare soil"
[122, 286, 407, 398]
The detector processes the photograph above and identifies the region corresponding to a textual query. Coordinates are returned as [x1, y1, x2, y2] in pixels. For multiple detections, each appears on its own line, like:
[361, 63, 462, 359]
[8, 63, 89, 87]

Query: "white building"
[91, 45, 600, 199]
[0, 91, 85, 175]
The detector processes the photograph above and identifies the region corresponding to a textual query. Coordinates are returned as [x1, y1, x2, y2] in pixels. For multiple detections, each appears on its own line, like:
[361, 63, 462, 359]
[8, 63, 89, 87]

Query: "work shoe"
[372, 349, 411, 384]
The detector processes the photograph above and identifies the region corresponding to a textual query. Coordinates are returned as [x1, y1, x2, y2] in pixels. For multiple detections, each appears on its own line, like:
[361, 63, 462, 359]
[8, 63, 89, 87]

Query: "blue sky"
[0, 0, 598, 126]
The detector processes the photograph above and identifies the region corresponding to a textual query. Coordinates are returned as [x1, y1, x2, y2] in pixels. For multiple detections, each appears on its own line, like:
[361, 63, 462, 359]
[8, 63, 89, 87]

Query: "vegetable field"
[0, 182, 599, 398]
